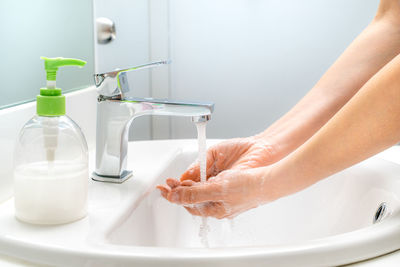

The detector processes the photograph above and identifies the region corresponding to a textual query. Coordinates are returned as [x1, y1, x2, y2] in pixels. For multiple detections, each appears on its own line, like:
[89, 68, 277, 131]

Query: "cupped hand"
[156, 137, 278, 219]
[181, 136, 277, 182]
[157, 167, 273, 219]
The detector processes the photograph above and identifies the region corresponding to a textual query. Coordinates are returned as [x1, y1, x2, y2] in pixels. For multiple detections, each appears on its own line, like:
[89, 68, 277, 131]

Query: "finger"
[168, 183, 221, 205]
[181, 180, 195, 186]
[180, 162, 200, 182]
[166, 178, 180, 189]
[181, 148, 216, 182]
[156, 184, 170, 199]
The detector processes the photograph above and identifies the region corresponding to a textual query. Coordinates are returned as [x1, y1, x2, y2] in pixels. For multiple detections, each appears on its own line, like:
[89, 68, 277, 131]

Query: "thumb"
[180, 147, 216, 182]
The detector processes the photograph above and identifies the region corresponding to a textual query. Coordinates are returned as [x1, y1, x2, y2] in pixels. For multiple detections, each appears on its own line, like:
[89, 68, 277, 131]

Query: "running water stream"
[194, 121, 235, 247]
[195, 121, 210, 247]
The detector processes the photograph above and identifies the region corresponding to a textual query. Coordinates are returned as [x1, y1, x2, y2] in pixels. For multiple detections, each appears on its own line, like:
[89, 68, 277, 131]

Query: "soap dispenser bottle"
[14, 57, 89, 225]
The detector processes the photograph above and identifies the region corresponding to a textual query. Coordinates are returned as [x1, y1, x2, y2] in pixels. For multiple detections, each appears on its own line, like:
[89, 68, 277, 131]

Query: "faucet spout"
[192, 115, 211, 123]
[92, 95, 214, 183]
[121, 97, 214, 117]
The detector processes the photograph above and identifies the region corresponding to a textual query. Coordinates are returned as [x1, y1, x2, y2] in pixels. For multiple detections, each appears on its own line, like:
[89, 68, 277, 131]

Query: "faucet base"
[91, 170, 133, 183]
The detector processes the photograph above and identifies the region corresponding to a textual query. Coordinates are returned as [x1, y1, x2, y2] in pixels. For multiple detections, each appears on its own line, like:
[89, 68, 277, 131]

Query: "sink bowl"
[105, 144, 400, 266]
[0, 140, 400, 267]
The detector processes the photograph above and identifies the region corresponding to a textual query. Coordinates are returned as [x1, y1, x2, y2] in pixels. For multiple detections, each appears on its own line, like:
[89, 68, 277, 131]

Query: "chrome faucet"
[91, 61, 214, 183]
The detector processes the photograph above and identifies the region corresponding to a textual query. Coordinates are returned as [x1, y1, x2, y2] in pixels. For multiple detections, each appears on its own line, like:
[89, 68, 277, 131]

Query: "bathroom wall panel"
[167, 0, 379, 139]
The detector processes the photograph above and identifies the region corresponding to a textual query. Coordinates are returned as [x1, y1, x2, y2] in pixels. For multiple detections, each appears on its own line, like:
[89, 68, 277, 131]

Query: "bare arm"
[266, 51, 400, 200]
[261, 2, 400, 162]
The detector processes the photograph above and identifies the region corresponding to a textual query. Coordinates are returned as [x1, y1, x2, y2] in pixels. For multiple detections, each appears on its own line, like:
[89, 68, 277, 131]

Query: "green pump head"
[37, 57, 87, 116]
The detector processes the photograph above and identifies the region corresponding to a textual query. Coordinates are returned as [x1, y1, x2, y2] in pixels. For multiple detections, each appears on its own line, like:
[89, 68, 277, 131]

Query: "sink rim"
[0, 214, 399, 267]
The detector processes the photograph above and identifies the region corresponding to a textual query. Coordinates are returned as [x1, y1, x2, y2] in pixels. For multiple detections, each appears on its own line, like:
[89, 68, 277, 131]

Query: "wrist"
[256, 159, 302, 205]
[253, 166, 281, 204]
[252, 131, 286, 164]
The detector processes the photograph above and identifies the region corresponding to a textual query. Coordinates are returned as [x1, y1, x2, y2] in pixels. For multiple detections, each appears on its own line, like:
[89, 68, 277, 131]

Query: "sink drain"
[373, 202, 387, 224]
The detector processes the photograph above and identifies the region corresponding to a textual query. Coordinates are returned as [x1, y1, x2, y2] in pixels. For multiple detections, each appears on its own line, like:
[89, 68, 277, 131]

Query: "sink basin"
[107, 148, 400, 249]
[0, 140, 400, 267]
[104, 144, 400, 266]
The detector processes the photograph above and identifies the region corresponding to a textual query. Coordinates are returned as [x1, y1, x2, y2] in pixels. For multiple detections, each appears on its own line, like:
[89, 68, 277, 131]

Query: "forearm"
[259, 12, 400, 161]
[266, 52, 400, 201]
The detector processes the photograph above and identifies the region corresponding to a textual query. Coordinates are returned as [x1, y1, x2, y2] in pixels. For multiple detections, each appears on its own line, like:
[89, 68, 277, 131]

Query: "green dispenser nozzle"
[37, 57, 87, 116]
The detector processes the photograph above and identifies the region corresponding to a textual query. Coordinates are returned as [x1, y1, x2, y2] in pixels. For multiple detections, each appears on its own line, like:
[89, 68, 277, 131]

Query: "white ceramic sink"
[104, 144, 400, 267]
[107, 149, 400, 249]
[0, 140, 400, 267]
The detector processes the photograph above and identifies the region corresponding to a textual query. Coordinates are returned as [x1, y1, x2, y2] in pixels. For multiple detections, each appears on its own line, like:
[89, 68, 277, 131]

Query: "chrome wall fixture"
[96, 17, 116, 44]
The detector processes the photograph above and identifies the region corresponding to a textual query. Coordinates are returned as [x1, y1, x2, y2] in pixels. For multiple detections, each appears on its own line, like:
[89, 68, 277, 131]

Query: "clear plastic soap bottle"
[13, 57, 89, 225]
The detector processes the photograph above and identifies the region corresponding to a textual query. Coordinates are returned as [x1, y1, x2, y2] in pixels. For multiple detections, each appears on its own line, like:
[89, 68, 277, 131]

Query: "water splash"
[196, 121, 210, 247]
[196, 122, 207, 182]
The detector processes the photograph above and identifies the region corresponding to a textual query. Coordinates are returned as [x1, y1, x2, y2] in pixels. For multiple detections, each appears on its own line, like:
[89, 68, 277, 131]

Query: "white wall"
[0, 0, 94, 108]
[93, 0, 380, 140]
[167, 0, 380, 139]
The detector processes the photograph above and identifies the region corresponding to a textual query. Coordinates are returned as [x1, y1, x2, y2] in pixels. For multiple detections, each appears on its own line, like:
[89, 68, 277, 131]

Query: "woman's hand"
[164, 167, 273, 219]
[182, 136, 277, 182]
[156, 136, 278, 218]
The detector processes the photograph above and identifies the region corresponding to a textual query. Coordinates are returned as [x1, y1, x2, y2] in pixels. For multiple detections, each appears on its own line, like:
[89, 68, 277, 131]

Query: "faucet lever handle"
[94, 60, 171, 98]
[117, 60, 171, 74]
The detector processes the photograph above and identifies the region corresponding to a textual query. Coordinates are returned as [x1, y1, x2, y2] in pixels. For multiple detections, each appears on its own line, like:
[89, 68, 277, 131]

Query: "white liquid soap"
[14, 161, 88, 224]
